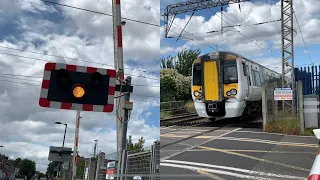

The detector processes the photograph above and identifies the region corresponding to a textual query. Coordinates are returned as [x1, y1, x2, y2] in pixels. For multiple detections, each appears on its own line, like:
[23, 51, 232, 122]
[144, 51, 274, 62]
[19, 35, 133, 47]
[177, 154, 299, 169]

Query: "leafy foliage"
[46, 161, 59, 177]
[160, 48, 201, 76]
[160, 49, 199, 102]
[18, 159, 36, 178]
[127, 135, 145, 152]
[76, 161, 85, 179]
[160, 69, 191, 102]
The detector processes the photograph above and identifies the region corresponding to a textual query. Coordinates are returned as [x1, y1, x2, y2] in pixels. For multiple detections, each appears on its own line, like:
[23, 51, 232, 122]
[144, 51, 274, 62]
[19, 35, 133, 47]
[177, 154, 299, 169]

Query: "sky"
[160, 0, 320, 73]
[0, 0, 159, 172]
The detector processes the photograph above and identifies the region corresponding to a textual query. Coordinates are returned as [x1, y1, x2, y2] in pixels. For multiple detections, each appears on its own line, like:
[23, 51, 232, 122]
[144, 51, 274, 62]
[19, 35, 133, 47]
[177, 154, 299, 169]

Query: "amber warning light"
[72, 84, 85, 98]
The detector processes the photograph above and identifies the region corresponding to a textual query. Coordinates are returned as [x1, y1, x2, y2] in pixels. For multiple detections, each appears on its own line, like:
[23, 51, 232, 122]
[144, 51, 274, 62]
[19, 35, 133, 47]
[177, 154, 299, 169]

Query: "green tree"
[76, 161, 85, 179]
[46, 161, 58, 177]
[19, 159, 36, 179]
[127, 135, 145, 152]
[14, 158, 22, 167]
[175, 49, 201, 76]
[160, 49, 201, 76]
[160, 56, 175, 69]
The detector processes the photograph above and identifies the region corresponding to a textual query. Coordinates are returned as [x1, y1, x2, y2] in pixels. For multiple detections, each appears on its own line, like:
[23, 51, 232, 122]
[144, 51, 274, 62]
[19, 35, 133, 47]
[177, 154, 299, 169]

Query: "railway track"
[160, 113, 208, 127]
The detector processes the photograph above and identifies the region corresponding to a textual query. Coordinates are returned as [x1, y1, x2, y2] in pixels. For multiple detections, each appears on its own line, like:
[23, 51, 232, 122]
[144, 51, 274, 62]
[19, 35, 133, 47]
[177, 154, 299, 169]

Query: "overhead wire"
[0, 45, 159, 75]
[0, 51, 160, 81]
[293, 10, 313, 64]
[39, 0, 159, 27]
[209, 9, 281, 62]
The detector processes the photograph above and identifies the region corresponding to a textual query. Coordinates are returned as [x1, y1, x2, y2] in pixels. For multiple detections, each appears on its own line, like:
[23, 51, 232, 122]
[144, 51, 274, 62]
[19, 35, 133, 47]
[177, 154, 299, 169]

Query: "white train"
[191, 51, 290, 120]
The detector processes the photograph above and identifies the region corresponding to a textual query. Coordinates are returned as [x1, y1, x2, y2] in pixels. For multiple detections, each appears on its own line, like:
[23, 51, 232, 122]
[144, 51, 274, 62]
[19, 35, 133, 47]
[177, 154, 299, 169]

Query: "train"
[191, 51, 291, 120]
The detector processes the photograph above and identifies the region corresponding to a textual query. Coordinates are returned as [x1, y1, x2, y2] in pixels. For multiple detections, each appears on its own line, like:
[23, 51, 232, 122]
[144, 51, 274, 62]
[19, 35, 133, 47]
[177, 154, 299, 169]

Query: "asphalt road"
[160, 123, 319, 180]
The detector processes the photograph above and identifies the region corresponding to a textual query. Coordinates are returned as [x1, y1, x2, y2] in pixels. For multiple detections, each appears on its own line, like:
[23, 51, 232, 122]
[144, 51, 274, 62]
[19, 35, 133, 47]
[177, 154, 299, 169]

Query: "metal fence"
[160, 101, 190, 118]
[294, 66, 320, 95]
[94, 140, 160, 180]
[126, 141, 160, 180]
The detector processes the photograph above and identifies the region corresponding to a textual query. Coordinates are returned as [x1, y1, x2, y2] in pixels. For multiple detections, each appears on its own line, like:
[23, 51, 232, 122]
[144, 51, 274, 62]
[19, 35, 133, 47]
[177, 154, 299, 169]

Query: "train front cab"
[192, 52, 246, 119]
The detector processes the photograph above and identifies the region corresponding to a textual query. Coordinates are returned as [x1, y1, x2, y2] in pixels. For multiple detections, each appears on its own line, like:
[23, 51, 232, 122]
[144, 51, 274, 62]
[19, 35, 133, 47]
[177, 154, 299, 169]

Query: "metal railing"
[94, 140, 159, 180]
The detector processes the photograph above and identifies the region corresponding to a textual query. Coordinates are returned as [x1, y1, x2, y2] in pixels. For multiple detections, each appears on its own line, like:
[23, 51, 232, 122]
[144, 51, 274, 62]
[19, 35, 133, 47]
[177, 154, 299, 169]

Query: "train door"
[241, 60, 249, 100]
[246, 61, 253, 101]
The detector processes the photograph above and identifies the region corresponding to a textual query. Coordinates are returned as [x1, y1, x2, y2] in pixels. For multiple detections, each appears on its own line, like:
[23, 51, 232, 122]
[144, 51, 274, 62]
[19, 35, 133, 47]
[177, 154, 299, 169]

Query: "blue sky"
[0, 0, 159, 172]
[160, 0, 320, 73]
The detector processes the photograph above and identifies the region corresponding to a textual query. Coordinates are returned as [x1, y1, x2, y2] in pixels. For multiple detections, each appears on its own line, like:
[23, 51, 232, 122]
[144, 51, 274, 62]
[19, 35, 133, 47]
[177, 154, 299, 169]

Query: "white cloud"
[0, 0, 160, 173]
[161, 0, 320, 57]
[145, 112, 152, 118]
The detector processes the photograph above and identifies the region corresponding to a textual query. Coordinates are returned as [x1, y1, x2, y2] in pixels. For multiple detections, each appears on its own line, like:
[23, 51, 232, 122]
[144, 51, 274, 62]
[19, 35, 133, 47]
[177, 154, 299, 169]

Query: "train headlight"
[194, 91, 200, 97]
[230, 89, 237, 95]
[226, 91, 231, 96]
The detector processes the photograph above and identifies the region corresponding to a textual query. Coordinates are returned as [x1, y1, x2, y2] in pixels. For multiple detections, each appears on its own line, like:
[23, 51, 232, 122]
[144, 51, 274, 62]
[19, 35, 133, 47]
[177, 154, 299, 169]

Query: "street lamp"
[0, 145, 3, 155]
[55, 121, 67, 147]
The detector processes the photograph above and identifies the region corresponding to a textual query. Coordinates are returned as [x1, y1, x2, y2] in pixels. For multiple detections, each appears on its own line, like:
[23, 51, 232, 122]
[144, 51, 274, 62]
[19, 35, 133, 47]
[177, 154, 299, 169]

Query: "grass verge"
[184, 101, 196, 113]
[264, 111, 318, 136]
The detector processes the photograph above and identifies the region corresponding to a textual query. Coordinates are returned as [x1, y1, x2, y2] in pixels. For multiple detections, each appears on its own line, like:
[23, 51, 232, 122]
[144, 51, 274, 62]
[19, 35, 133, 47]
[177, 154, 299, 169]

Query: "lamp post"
[55, 121, 68, 147]
[55, 121, 68, 179]
[0, 145, 3, 155]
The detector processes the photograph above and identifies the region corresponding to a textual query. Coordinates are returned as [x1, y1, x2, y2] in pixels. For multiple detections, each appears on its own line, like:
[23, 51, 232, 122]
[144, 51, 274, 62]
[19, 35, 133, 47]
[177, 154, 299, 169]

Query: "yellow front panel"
[204, 61, 219, 101]
[224, 83, 238, 97]
[192, 86, 202, 93]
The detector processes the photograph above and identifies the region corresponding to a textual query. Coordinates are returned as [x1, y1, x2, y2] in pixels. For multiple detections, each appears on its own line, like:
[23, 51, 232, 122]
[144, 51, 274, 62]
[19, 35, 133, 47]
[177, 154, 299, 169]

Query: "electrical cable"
[0, 51, 160, 81]
[39, 0, 159, 27]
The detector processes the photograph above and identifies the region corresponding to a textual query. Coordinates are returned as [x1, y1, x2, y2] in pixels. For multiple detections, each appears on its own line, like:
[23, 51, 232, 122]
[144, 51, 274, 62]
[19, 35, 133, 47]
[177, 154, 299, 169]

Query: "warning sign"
[274, 88, 292, 100]
[106, 168, 115, 180]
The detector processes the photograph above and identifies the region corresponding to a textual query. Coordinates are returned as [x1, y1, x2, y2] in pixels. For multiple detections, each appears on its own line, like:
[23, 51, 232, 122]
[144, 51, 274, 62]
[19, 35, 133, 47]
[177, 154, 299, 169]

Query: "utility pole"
[112, 0, 125, 159]
[93, 139, 98, 180]
[72, 111, 81, 180]
[119, 77, 132, 180]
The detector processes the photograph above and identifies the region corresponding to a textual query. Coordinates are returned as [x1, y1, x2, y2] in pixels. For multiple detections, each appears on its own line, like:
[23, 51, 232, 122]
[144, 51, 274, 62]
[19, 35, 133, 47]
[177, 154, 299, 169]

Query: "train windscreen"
[193, 64, 202, 85]
[223, 60, 238, 84]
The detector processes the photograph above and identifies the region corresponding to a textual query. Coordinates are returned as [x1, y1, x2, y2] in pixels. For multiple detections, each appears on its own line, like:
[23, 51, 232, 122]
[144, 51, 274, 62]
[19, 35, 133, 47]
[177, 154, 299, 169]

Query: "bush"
[160, 69, 191, 102]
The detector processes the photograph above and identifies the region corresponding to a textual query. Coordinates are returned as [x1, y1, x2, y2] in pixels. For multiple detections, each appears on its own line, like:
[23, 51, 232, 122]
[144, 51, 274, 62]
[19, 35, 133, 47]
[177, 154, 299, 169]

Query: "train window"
[242, 62, 248, 76]
[252, 70, 261, 86]
[225, 54, 237, 60]
[223, 60, 238, 84]
[193, 64, 202, 86]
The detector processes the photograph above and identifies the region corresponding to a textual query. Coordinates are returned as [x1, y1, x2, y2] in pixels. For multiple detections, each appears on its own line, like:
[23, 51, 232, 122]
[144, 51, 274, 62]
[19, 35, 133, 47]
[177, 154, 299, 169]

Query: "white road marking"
[160, 128, 242, 161]
[161, 163, 277, 180]
[162, 160, 307, 180]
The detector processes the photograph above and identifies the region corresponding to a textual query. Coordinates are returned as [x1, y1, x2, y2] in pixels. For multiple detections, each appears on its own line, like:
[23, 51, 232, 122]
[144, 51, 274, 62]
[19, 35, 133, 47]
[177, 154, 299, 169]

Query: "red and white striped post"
[72, 110, 81, 180]
[112, 0, 125, 155]
[308, 129, 320, 180]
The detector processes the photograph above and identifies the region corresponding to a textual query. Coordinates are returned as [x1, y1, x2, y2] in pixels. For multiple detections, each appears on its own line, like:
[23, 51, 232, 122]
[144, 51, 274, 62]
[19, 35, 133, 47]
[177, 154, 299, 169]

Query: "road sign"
[48, 146, 73, 162]
[274, 88, 292, 100]
[107, 161, 116, 168]
[39, 62, 116, 112]
[105, 168, 115, 180]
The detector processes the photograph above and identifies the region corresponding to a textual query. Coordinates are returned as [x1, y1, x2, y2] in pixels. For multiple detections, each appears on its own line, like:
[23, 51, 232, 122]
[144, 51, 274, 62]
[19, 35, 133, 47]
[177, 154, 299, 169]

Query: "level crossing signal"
[39, 62, 117, 112]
